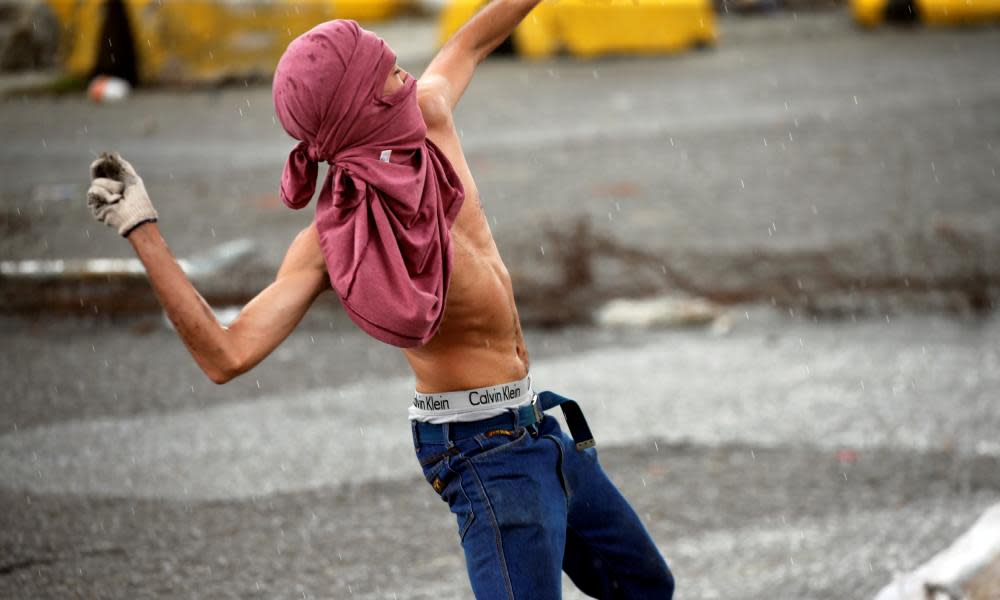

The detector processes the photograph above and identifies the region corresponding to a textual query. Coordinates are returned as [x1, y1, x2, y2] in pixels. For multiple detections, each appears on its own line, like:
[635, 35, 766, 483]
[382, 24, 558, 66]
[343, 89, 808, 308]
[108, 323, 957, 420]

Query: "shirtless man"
[85, 2, 673, 598]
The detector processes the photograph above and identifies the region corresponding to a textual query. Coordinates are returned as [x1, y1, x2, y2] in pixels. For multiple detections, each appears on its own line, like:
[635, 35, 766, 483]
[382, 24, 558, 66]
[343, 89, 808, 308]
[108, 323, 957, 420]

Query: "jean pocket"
[464, 427, 531, 464]
[428, 461, 475, 540]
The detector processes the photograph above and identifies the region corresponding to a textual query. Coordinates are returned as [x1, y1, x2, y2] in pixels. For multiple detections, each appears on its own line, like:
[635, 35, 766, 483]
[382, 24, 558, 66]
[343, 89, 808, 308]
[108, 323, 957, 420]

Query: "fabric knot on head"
[306, 144, 322, 163]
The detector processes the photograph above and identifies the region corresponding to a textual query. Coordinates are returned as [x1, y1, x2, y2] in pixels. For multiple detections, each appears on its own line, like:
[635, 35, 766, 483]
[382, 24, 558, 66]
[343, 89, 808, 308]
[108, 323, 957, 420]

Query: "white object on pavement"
[87, 75, 131, 103]
[874, 502, 1000, 600]
[595, 295, 722, 329]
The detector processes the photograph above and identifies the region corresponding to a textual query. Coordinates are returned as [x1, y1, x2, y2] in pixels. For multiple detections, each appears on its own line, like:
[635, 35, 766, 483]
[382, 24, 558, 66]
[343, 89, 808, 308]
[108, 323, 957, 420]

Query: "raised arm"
[420, 0, 542, 111]
[87, 153, 329, 384]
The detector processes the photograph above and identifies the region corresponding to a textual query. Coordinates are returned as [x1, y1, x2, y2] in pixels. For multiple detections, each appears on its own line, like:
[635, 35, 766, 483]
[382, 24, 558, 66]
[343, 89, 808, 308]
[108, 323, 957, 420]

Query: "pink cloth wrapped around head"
[273, 20, 464, 347]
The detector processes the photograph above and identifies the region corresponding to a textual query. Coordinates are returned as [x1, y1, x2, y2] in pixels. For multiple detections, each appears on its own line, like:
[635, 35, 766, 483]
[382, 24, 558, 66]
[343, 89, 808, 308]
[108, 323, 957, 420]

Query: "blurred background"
[1, 1, 998, 598]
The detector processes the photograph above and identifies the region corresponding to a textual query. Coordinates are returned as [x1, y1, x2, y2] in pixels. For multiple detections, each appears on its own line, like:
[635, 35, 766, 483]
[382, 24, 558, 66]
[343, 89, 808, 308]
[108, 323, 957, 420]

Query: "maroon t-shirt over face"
[273, 20, 465, 347]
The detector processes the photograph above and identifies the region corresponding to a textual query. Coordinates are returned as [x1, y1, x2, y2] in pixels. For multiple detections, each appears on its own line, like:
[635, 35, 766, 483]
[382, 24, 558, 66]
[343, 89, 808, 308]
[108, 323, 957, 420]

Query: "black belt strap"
[536, 391, 596, 451]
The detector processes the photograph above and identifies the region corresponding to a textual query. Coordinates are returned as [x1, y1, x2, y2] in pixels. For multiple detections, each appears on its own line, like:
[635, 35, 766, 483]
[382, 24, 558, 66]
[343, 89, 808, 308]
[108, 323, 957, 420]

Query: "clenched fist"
[87, 152, 158, 237]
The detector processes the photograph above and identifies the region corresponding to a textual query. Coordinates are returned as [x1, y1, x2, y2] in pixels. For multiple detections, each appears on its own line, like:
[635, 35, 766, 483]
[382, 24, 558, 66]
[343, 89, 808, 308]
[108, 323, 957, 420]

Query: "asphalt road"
[2, 308, 999, 598]
[2, 13, 998, 313]
[2, 11, 1000, 600]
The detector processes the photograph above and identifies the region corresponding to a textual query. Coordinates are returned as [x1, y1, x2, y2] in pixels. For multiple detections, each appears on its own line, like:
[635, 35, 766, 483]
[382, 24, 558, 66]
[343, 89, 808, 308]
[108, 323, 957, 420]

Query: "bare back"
[401, 91, 529, 393]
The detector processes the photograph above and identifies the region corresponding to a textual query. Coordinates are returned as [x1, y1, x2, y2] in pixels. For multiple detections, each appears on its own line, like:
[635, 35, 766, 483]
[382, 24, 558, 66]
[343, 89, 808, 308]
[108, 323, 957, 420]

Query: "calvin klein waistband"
[408, 375, 533, 424]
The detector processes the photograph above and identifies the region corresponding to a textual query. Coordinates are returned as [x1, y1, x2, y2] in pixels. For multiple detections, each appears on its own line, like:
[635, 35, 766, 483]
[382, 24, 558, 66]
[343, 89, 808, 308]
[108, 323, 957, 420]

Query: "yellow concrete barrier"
[557, 0, 716, 57]
[850, 0, 1000, 26]
[47, 0, 404, 84]
[920, 0, 1000, 24]
[850, 0, 886, 26]
[439, 0, 716, 58]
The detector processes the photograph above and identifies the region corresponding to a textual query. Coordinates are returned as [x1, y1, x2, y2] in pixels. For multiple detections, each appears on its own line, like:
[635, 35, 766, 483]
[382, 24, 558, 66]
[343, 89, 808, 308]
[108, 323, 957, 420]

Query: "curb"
[874, 503, 1000, 600]
[0, 239, 255, 315]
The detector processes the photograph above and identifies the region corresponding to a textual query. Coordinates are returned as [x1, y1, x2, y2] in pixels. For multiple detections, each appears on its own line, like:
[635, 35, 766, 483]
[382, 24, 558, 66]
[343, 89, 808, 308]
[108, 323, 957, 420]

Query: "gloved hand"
[87, 152, 158, 237]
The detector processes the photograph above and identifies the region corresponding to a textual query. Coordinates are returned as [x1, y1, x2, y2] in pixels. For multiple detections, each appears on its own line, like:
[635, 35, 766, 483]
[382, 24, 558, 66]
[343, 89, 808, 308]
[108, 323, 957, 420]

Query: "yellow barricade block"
[439, 0, 716, 58]
[919, 0, 1000, 24]
[850, 0, 1000, 26]
[48, 0, 403, 84]
[850, 0, 887, 26]
[334, 0, 405, 22]
[557, 0, 715, 57]
[512, 1, 560, 58]
[437, 0, 483, 48]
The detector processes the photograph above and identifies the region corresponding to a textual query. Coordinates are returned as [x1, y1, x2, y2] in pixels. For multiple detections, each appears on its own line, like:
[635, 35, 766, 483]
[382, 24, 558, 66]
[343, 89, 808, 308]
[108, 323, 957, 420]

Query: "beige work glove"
[87, 152, 158, 237]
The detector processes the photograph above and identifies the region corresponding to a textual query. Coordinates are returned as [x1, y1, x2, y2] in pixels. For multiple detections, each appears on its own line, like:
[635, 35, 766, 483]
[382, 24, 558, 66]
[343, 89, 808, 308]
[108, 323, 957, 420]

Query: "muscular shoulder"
[417, 76, 454, 132]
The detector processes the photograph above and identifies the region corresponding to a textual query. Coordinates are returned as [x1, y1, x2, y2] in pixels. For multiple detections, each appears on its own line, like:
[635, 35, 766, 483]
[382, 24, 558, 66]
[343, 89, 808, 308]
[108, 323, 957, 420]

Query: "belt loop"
[441, 422, 455, 449]
[411, 421, 421, 452]
[508, 405, 521, 429]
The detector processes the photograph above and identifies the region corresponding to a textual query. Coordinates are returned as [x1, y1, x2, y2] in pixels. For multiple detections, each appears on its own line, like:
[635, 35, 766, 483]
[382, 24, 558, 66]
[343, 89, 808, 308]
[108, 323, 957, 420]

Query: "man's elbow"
[206, 368, 235, 385]
[204, 352, 246, 385]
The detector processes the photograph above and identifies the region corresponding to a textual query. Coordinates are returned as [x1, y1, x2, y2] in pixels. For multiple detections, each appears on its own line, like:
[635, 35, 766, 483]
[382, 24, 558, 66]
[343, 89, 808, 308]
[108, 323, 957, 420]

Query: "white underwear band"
[408, 375, 533, 424]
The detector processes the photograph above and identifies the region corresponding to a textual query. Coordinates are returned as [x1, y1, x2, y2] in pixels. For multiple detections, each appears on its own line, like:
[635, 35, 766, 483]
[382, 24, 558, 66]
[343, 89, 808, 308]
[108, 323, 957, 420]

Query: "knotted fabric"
[273, 20, 464, 347]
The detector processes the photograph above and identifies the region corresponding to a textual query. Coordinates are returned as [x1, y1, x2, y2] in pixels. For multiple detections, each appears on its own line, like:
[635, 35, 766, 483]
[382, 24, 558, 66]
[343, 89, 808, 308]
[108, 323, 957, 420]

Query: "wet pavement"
[2, 13, 999, 315]
[1, 309, 999, 598]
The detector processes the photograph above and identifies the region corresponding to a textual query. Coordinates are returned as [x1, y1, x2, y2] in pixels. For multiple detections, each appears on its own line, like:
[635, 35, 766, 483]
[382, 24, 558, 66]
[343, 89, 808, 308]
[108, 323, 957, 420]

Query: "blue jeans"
[413, 407, 674, 599]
